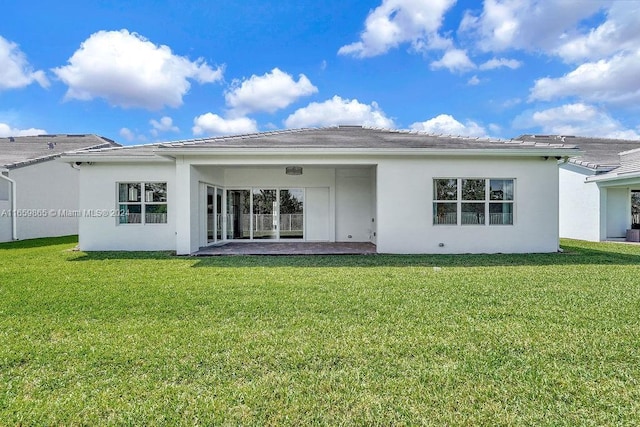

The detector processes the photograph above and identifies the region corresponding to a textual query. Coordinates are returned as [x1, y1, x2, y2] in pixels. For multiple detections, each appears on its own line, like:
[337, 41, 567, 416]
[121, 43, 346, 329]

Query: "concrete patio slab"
[193, 242, 377, 256]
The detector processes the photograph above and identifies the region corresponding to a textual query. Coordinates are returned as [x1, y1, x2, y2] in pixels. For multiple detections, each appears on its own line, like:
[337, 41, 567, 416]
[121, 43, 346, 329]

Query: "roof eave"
[564, 159, 618, 173]
[60, 153, 172, 163]
[153, 147, 579, 158]
[59, 146, 580, 163]
[3, 154, 65, 170]
[585, 171, 640, 183]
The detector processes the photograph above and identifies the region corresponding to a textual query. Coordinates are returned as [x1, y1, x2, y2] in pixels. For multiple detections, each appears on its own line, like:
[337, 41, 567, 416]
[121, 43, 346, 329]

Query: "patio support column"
[175, 158, 194, 255]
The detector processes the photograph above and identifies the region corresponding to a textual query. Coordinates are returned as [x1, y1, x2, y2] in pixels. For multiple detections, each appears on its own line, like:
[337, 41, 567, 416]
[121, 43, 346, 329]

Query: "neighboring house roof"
[615, 148, 640, 175]
[0, 134, 121, 170]
[63, 126, 578, 162]
[585, 147, 640, 183]
[517, 134, 640, 172]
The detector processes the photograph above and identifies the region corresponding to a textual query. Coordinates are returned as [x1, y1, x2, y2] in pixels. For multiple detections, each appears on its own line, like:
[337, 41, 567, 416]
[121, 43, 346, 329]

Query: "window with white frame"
[118, 182, 167, 224]
[433, 179, 458, 225]
[433, 178, 514, 226]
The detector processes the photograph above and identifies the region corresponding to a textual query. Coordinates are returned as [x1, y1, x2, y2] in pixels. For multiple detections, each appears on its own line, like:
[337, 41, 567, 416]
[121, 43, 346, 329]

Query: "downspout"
[0, 171, 17, 240]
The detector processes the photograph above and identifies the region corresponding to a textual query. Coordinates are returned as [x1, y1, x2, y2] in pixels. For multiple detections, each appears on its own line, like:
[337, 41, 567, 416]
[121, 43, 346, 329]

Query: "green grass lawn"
[1, 237, 639, 426]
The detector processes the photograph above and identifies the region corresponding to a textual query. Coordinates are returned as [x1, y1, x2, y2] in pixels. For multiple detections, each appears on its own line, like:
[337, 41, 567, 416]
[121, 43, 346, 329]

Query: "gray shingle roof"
[615, 148, 640, 175]
[517, 134, 640, 171]
[159, 126, 575, 150]
[65, 127, 578, 160]
[1, 134, 121, 169]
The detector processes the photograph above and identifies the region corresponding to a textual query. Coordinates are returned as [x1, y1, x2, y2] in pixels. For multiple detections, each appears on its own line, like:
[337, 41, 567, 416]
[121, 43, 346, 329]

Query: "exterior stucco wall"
[0, 178, 9, 200]
[77, 154, 562, 254]
[11, 160, 80, 240]
[335, 168, 374, 242]
[0, 178, 11, 242]
[605, 187, 630, 238]
[0, 199, 11, 242]
[376, 156, 560, 254]
[222, 166, 336, 189]
[558, 164, 601, 241]
[78, 162, 176, 251]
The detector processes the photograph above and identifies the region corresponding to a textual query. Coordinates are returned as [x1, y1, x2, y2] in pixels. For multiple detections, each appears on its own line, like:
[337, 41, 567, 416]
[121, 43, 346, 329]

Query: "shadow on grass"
[66, 240, 640, 268]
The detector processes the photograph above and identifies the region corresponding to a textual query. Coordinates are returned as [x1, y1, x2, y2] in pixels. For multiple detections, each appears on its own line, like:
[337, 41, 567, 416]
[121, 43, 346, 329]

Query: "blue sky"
[1, 0, 639, 144]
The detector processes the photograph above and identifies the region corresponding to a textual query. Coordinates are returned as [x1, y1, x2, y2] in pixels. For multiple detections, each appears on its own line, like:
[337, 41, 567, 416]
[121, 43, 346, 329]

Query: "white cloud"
[338, 0, 456, 58]
[192, 113, 258, 136]
[410, 114, 487, 137]
[459, 0, 607, 54]
[554, 2, 640, 62]
[0, 36, 49, 90]
[119, 127, 147, 142]
[150, 116, 179, 137]
[467, 75, 481, 85]
[284, 96, 394, 128]
[513, 103, 640, 139]
[430, 49, 475, 72]
[119, 128, 135, 142]
[479, 57, 522, 70]
[501, 98, 522, 109]
[225, 68, 317, 115]
[53, 29, 223, 110]
[0, 123, 46, 137]
[530, 49, 640, 105]
[488, 123, 502, 134]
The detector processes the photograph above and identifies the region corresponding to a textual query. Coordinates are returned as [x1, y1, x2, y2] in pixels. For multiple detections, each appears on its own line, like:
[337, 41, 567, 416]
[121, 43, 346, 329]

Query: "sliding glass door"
[207, 186, 225, 244]
[279, 189, 304, 239]
[227, 190, 251, 239]
[216, 188, 223, 241]
[632, 190, 640, 228]
[252, 189, 277, 239]
[223, 187, 304, 240]
[206, 187, 215, 243]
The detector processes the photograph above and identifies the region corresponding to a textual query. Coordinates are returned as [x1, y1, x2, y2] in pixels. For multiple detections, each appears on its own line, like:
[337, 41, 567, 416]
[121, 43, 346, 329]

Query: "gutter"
[152, 147, 579, 158]
[585, 170, 640, 184]
[0, 171, 17, 241]
[60, 145, 581, 164]
[60, 154, 172, 164]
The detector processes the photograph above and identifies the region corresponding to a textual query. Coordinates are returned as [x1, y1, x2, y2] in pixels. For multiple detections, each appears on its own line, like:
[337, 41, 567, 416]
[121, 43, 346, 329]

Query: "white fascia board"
[60, 147, 580, 163]
[60, 154, 173, 163]
[563, 160, 601, 173]
[586, 171, 640, 184]
[154, 147, 578, 158]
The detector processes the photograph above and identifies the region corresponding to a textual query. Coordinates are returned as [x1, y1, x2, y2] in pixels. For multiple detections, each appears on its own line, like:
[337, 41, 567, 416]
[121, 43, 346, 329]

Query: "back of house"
[63, 126, 578, 254]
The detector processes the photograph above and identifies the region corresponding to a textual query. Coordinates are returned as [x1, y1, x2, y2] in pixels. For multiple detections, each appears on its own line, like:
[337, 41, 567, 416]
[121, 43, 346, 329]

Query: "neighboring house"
[0, 134, 121, 242]
[518, 135, 640, 242]
[63, 126, 578, 255]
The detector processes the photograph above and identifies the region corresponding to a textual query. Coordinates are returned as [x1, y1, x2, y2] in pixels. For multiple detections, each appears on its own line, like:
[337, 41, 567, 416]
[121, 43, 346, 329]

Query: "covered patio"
[192, 241, 377, 256]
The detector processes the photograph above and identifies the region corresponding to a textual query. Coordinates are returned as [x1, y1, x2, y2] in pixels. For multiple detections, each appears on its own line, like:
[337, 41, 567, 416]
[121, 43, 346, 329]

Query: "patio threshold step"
[192, 242, 377, 256]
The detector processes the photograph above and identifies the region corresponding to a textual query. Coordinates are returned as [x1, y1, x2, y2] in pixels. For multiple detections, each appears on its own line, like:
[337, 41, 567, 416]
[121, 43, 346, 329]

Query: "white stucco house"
[0, 134, 120, 242]
[62, 126, 578, 254]
[518, 135, 640, 242]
